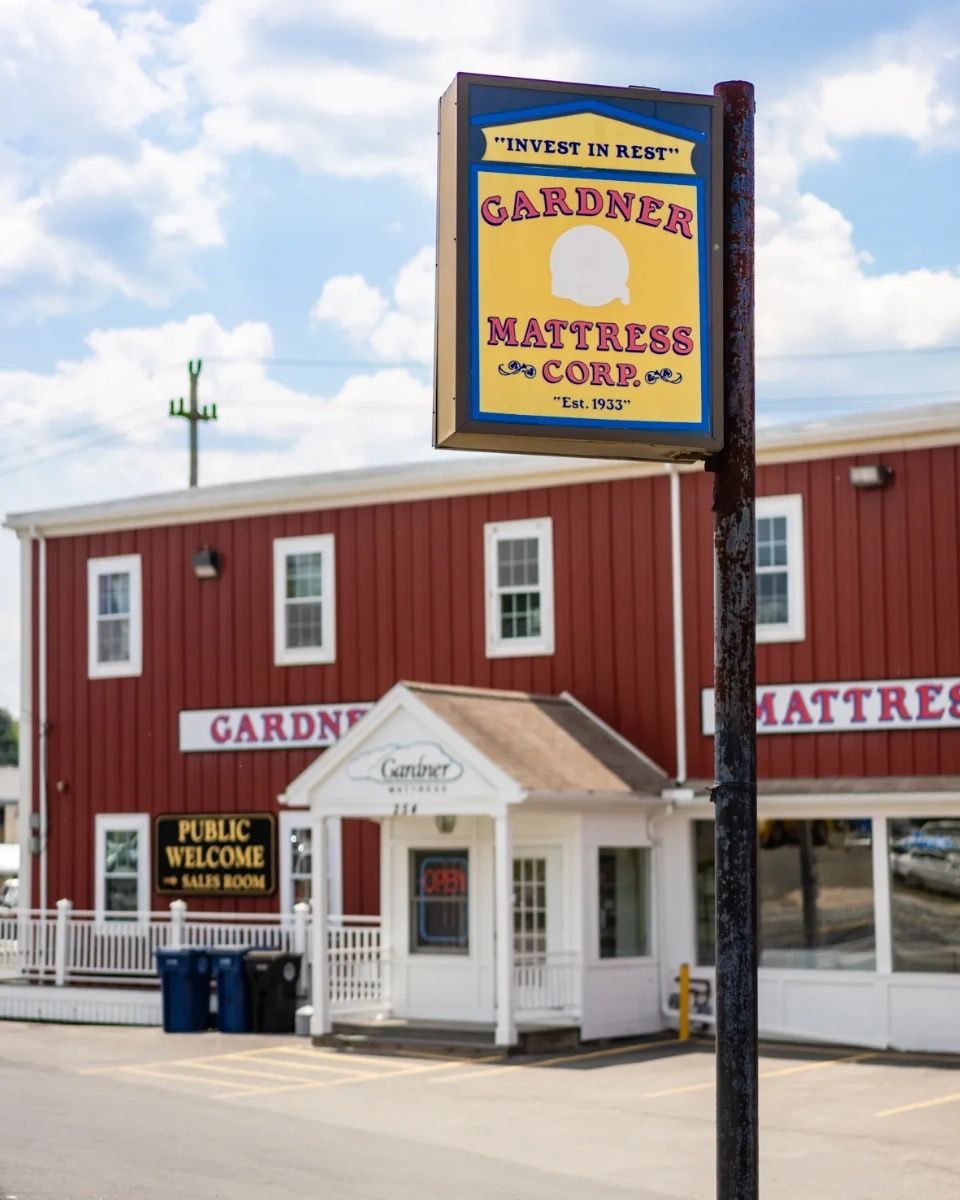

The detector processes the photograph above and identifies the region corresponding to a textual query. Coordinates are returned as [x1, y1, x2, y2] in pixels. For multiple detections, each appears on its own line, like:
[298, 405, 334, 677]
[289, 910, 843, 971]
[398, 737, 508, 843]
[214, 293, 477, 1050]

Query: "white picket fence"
[0, 905, 576, 1019]
[0, 903, 377, 998]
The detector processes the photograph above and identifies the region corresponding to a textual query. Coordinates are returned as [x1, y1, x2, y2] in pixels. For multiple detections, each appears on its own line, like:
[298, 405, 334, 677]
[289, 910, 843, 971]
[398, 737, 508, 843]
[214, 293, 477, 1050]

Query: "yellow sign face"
[476, 169, 703, 426]
[434, 75, 721, 461]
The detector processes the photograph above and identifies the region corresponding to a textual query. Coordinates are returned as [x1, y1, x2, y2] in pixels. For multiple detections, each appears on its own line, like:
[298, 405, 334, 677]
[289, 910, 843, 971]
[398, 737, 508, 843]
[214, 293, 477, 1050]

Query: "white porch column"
[494, 811, 517, 1047]
[309, 814, 331, 1037]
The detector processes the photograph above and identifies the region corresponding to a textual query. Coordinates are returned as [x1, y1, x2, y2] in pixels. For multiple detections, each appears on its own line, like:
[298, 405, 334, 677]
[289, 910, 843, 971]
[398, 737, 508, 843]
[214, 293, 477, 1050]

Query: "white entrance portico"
[280, 682, 669, 1047]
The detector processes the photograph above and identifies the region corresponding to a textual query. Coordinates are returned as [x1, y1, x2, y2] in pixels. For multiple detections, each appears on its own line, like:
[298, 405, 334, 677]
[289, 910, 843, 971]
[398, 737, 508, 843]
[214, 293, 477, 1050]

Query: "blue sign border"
[468, 99, 712, 435]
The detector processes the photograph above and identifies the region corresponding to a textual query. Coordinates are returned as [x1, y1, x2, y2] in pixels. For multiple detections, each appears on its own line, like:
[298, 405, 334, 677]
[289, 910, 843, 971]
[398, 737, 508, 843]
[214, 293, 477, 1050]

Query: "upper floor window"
[87, 554, 142, 679]
[756, 495, 805, 643]
[484, 517, 555, 658]
[273, 534, 336, 666]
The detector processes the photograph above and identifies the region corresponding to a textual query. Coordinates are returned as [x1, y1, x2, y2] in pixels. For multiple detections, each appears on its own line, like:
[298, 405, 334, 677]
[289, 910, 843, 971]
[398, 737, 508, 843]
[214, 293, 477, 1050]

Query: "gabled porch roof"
[279, 681, 668, 819]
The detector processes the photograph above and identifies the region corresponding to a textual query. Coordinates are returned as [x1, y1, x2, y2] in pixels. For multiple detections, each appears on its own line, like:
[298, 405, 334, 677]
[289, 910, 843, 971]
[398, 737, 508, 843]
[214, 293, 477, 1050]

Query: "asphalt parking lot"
[3, 1023, 960, 1198]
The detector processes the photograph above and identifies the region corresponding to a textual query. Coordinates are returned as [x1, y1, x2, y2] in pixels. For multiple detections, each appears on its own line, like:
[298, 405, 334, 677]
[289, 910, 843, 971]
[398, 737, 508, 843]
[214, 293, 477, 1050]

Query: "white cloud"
[182, 0, 583, 189]
[0, 1, 227, 313]
[0, 0, 178, 149]
[0, 310, 438, 712]
[756, 41, 960, 358]
[0, 141, 228, 313]
[311, 246, 435, 363]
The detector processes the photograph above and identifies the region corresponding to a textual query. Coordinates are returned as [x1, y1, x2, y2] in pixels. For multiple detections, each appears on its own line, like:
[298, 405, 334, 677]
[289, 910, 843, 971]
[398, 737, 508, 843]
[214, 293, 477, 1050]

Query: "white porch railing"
[328, 917, 385, 1012]
[0, 901, 312, 987]
[513, 952, 580, 1015]
[0, 903, 389, 1009]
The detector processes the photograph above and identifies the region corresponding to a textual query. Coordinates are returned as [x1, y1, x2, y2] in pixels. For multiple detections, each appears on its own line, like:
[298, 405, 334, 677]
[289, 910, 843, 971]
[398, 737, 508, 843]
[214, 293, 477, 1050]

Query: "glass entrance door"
[513, 856, 547, 956]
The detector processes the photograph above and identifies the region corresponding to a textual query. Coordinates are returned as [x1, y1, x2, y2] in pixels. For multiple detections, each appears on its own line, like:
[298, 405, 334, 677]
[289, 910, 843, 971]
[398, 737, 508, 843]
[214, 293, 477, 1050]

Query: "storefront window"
[409, 850, 469, 954]
[890, 819, 960, 974]
[694, 819, 875, 969]
[598, 847, 650, 958]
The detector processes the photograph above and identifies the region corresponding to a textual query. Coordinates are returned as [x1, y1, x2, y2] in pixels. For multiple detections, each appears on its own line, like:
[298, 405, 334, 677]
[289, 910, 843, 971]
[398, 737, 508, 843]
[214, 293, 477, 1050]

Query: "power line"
[0, 409, 163, 481]
[0, 361, 184, 438]
[0, 399, 158, 469]
[202, 355, 432, 369]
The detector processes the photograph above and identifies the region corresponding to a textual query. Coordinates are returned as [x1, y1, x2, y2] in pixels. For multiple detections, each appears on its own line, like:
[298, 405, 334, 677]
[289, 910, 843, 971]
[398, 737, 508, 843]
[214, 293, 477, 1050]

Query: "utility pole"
[169, 359, 217, 488]
[709, 79, 758, 1200]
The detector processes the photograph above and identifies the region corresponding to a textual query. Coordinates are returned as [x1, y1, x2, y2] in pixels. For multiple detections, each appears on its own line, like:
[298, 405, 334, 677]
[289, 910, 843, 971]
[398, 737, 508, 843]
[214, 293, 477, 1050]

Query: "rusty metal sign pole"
[710, 79, 758, 1200]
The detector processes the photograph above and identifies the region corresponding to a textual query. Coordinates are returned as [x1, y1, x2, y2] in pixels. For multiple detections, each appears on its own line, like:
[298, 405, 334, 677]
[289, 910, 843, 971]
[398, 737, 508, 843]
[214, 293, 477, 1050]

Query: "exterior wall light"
[435, 815, 457, 834]
[192, 548, 221, 579]
[849, 465, 893, 489]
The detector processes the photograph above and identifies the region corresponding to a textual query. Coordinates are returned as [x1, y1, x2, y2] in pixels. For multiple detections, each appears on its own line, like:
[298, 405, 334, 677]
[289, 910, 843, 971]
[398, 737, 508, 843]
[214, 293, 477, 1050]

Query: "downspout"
[38, 530, 48, 913]
[669, 467, 687, 784]
[17, 533, 33, 916]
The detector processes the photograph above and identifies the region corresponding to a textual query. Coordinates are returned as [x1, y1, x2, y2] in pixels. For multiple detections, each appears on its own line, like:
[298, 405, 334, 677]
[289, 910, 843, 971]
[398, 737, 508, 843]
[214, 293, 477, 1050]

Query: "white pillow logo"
[550, 226, 630, 307]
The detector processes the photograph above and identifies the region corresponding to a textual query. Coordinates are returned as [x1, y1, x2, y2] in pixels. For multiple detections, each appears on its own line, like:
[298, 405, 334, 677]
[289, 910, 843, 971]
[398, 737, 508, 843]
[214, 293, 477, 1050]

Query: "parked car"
[891, 823, 960, 897]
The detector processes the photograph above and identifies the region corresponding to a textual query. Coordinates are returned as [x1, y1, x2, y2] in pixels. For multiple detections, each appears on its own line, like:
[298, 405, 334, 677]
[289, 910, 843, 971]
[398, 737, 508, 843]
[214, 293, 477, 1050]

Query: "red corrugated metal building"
[6, 403, 960, 1050]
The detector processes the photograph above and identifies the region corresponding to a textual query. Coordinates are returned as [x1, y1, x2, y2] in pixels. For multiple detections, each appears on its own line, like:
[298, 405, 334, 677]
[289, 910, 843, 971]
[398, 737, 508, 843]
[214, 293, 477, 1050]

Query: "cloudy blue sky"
[2, 0, 960, 712]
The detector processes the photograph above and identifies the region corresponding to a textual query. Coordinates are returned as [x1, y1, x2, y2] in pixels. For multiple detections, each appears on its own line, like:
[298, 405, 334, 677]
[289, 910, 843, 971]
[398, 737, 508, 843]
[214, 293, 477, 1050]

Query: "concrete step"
[314, 1020, 581, 1059]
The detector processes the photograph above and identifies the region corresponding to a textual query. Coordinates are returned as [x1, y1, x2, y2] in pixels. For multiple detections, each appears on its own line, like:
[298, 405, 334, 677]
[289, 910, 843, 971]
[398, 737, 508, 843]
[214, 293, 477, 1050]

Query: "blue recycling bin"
[155, 947, 212, 1033]
[213, 948, 252, 1033]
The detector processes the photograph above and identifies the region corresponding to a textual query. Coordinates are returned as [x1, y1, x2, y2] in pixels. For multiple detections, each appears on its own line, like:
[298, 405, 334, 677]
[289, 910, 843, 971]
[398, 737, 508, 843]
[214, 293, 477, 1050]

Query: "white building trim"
[7, 402, 959, 539]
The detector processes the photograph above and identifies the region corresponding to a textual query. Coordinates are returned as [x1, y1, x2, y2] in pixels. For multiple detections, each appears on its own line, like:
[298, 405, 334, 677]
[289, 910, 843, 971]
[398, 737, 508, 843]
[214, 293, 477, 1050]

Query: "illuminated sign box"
[155, 814, 276, 897]
[435, 73, 722, 462]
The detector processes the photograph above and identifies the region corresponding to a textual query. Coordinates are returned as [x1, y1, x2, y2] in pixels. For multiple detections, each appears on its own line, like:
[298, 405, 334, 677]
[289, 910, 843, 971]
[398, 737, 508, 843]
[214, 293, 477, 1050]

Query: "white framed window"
[87, 554, 142, 679]
[279, 811, 342, 914]
[94, 814, 149, 920]
[598, 846, 652, 959]
[484, 517, 555, 658]
[756, 495, 805, 643]
[273, 534, 336, 666]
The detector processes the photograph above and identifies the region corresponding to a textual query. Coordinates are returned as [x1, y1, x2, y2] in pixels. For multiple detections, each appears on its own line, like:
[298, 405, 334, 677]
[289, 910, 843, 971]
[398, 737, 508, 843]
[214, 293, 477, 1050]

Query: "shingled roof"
[403, 682, 668, 797]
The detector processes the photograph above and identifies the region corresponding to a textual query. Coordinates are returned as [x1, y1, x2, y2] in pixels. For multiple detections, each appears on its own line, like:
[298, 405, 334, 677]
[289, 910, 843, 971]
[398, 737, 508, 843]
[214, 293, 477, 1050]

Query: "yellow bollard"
[678, 961, 690, 1042]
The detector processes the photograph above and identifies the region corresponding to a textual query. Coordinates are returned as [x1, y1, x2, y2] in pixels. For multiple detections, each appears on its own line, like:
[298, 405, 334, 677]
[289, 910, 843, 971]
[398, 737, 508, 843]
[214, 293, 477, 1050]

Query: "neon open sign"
[421, 862, 468, 896]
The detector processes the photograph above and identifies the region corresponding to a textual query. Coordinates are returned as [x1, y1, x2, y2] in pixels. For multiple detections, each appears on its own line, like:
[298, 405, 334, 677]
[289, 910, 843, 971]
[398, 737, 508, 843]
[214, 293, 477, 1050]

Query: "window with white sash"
[88, 555, 142, 678]
[484, 517, 554, 658]
[95, 814, 149, 920]
[273, 534, 336, 665]
[756, 495, 805, 643]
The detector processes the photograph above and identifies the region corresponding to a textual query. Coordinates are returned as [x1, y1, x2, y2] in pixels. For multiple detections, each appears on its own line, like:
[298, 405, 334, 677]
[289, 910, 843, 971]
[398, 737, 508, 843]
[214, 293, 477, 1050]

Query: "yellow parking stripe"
[120, 1066, 259, 1092]
[219, 1051, 496, 1101]
[259, 1045, 449, 1072]
[430, 1036, 687, 1086]
[877, 1091, 960, 1118]
[641, 1051, 877, 1101]
[174, 1058, 366, 1084]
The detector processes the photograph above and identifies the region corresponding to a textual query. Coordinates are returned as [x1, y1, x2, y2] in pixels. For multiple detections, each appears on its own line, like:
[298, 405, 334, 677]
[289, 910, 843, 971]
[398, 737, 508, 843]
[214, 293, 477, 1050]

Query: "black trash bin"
[212, 948, 252, 1034]
[243, 950, 302, 1034]
[156, 947, 212, 1033]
